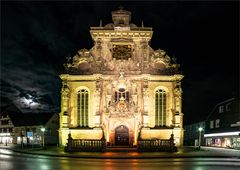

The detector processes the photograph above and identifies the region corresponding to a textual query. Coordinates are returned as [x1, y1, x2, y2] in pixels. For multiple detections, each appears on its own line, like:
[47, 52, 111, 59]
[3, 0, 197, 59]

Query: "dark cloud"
[1, 1, 239, 124]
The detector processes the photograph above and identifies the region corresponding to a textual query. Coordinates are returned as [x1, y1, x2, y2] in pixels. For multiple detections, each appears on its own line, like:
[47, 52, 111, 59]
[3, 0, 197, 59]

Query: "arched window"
[115, 88, 129, 102]
[155, 89, 166, 126]
[77, 89, 89, 127]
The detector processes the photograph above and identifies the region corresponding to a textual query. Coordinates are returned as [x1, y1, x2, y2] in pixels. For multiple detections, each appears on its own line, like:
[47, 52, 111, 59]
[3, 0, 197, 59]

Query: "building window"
[77, 89, 89, 127]
[215, 119, 220, 128]
[115, 88, 129, 102]
[219, 105, 224, 113]
[1, 120, 9, 125]
[155, 89, 166, 126]
[226, 103, 231, 111]
[210, 120, 214, 129]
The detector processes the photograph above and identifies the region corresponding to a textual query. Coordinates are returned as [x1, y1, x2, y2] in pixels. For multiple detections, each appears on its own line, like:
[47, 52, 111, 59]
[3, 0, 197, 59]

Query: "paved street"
[1, 151, 240, 170]
[0, 146, 240, 170]
[0, 145, 239, 158]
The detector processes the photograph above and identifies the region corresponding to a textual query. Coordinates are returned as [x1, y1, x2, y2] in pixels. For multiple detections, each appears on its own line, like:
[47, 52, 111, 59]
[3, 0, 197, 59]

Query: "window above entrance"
[112, 44, 132, 60]
[115, 88, 129, 102]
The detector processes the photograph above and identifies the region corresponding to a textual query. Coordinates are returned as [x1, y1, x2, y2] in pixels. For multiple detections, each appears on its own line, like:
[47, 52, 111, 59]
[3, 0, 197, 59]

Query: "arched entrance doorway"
[115, 125, 129, 146]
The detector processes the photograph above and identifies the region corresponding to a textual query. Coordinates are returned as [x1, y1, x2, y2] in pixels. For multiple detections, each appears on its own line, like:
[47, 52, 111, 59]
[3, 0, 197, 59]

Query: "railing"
[65, 138, 106, 152]
[137, 138, 177, 152]
[90, 27, 152, 31]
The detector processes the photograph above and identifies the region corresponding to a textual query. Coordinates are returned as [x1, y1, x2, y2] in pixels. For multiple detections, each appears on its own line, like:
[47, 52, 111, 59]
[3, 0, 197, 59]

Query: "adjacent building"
[0, 113, 14, 144]
[0, 104, 59, 146]
[204, 98, 240, 149]
[11, 113, 59, 146]
[0, 104, 21, 145]
[59, 8, 184, 148]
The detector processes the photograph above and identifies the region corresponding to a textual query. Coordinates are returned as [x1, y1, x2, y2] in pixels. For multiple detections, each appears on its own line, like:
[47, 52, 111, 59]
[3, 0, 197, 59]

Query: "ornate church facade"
[59, 9, 184, 147]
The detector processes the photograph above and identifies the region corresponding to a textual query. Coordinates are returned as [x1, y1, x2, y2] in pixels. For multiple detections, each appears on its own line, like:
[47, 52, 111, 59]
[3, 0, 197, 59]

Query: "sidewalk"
[0, 144, 239, 159]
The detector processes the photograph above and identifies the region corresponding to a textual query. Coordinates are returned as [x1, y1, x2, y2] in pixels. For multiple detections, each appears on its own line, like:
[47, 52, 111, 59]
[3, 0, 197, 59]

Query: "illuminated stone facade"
[59, 9, 184, 147]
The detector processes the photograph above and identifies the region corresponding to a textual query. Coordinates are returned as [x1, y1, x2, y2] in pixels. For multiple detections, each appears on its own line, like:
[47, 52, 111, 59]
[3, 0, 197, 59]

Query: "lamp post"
[40, 127, 45, 148]
[198, 127, 203, 150]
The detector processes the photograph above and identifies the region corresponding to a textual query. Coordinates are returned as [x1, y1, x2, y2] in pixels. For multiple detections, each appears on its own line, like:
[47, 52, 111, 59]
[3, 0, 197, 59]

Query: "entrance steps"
[105, 146, 137, 152]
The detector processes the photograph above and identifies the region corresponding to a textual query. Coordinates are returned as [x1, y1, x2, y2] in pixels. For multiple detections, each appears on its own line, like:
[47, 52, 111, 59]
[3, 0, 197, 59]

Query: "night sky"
[1, 1, 239, 125]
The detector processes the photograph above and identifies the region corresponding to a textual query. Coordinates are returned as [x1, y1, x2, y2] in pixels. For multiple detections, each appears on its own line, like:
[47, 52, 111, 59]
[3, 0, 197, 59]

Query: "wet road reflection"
[0, 152, 240, 170]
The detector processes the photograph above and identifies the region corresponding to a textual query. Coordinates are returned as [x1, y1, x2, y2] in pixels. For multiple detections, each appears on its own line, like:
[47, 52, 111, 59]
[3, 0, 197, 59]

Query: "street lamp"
[198, 127, 203, 150]
[40, 127, 45, 148]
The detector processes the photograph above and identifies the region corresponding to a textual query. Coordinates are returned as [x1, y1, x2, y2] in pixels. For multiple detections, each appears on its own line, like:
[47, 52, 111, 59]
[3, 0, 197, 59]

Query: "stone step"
[105, 147, 137, 152]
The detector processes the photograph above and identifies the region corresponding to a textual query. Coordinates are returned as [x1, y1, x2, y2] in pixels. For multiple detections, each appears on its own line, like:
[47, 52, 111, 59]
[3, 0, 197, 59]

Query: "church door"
[115, 125, 129, 146]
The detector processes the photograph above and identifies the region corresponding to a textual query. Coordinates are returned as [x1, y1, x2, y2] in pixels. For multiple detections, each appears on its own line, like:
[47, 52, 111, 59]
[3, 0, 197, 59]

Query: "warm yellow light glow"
[59, 8, 184, 148]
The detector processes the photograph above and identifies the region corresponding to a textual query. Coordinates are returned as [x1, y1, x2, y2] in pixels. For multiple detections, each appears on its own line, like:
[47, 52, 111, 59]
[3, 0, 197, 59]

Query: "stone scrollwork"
[64, 49, 92, 71]
[63, 45, 181, 75]
[140, 40, 148, 50]
[151, 49, 171, 66]
[174, 82, 182, 99]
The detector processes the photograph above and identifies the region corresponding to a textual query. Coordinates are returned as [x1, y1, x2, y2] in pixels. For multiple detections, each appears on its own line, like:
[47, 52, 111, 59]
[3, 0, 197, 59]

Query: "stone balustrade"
[137, 138, 177, 152]
[65, 135, 106, 152]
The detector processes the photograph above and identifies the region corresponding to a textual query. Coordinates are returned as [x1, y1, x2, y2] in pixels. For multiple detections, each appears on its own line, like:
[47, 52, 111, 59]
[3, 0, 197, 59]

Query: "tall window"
[155, 89, 166, 126]
[77, 89, 89, 127]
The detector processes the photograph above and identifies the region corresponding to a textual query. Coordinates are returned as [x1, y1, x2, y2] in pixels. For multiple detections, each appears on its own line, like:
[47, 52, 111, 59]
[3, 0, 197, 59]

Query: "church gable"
[63, 9, 181, 75]
[59, 8, 184, 148]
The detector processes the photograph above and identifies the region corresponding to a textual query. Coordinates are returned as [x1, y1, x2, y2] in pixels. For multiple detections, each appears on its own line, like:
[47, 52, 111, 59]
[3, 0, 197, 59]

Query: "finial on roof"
[141, 20, 144, 27]
[112, 7, 131, 25]
[100, 19, 102, 27]
[118, 5, 124, 10]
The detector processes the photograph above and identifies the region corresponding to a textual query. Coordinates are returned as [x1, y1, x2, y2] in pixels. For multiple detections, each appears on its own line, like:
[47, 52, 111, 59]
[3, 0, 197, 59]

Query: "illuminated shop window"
[155, 89, 166, 126]
[115, 88, 129, 102]
[77, 89, 89, 127]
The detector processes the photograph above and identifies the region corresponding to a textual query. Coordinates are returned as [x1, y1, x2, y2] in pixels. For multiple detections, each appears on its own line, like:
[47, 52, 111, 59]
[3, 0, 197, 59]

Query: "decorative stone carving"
[59, 8, 184, 147]
[61, 81, 70, 114]
[96, 38, 102, 50]
[62, 82, 69, 98]
[63, 40, 181, 75]
[141, 40, 148, 50]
